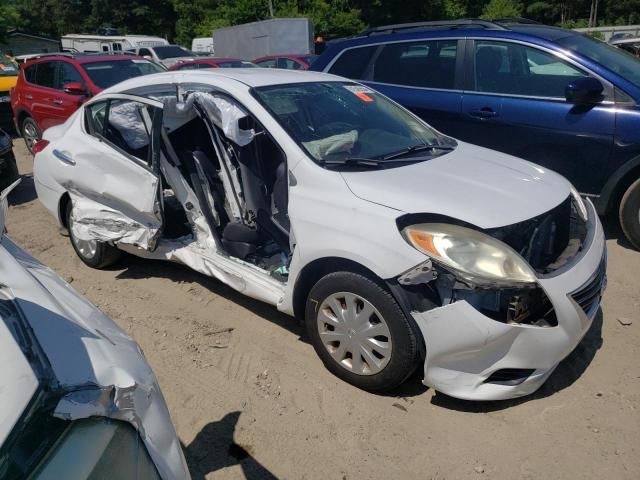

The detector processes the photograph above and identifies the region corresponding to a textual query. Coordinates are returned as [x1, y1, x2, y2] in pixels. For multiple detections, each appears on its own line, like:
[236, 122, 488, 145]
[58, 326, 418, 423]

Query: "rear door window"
[371, 40, 458, 89]
[24, 64, 37, 83]
[86, 99, 153, 164]
[328, 45, 378, 79]
[34, 61, 57, 88]
[473, 40, 587, 98]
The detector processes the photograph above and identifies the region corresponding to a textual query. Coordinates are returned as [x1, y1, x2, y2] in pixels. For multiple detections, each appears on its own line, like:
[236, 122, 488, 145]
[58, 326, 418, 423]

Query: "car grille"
[570, 258, 606, 314]
[486, 195, 587, 274]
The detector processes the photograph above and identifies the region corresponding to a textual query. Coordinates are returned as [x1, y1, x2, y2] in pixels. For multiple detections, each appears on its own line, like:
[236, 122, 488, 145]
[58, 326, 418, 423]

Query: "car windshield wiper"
[382, 144, 455, 160]
[321, 155, 432, 168]
[321, 157, 385, 168]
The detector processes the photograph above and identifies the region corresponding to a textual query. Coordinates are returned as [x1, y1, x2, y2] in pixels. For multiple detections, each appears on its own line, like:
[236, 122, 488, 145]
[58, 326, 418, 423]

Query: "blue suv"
[312, 19, 640, 249]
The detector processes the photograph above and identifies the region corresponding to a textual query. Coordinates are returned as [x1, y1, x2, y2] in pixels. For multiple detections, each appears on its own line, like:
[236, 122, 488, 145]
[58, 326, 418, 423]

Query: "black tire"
[66, 200, 122, 268]
[305, 271, 419, 392]
[620, 177, 640, 251]
[21, 117, 41, 155]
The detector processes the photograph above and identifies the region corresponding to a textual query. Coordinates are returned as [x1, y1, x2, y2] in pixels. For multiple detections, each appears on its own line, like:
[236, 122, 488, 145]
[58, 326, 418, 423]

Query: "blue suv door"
[325, 39, 466, 138]
[459, 39, 615, 195]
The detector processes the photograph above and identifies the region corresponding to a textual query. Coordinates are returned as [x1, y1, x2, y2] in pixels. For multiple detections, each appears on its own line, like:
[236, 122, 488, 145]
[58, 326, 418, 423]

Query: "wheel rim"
[23, 121, 39, 151]
[69, 211, 97, 259]
[317, 292, 392, 375]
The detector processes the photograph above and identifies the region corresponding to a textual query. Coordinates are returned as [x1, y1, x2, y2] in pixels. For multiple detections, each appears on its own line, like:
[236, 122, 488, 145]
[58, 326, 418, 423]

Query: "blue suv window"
[474, 40, 586, 98]
[372, 40, 458, 89]
[328, 45, 377, 79]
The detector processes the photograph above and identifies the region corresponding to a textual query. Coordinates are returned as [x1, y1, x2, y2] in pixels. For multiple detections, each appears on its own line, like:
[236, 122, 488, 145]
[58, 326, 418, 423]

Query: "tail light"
[32, 140, 50, 154]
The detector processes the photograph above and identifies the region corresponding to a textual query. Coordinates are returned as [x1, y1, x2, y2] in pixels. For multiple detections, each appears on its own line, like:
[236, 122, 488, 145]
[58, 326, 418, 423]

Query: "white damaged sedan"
[32, 69, 606, 400]
[0, 182, 190, 478]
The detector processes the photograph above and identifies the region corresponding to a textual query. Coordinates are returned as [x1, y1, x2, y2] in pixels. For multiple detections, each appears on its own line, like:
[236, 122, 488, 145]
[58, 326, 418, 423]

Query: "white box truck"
[213, 18, 314, 59]
[192, 37, 214, 54]
[61, 34, 168, 53]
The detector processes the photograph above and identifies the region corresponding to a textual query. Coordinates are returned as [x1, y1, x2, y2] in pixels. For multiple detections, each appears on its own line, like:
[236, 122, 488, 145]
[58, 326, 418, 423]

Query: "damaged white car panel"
[0, 184, 190, 479]
[33, 69, 607, 399]
[414, 200, 606, 400]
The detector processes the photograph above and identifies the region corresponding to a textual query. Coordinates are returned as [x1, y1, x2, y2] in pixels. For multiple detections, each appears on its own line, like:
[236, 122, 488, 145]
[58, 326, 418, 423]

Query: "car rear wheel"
[21, 117, 41, 154]
[66, 201, 122, 268]
[619, 177, 640, 250]
[305, 271, 419, 392]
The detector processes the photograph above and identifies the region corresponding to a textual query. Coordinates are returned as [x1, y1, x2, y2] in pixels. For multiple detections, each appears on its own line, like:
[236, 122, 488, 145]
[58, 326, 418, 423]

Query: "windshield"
[253, 82, 452, 166]
[0, 58, 18, 77]
[557, 34, 640, 89]
[81, 59, 165, 89]
[154, 45, 192, 59]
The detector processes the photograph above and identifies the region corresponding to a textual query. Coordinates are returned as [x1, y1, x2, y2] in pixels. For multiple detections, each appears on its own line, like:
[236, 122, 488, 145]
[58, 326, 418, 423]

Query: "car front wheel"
[21, 117, 41, 154]
[620, 177, 640, 250]
[66, 201, 122, 268]
[305, 271, 419, 392]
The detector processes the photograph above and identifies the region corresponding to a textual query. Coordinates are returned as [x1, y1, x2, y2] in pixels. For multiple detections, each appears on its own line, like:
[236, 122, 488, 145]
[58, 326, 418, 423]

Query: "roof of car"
[183, 57, 244, 63]
[24, 53, 149, 66]
[325, 19, 577, 50]
[105, 68, 344, 94]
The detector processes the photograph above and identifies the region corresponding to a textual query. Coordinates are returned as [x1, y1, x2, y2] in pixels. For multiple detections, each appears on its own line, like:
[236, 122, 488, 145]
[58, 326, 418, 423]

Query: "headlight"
[401, 223, 537, 287]
[570, 186, 588, 222]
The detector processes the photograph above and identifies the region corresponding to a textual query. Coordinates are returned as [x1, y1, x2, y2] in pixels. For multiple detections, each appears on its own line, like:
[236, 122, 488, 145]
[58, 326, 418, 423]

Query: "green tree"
[481, 0, 524, 19]
[0, 0, 20, 42]
[443, 0, 467, 19]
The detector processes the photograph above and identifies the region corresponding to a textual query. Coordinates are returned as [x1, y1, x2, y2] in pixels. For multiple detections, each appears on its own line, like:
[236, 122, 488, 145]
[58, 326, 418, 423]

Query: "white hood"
[340, 142, 572, 229]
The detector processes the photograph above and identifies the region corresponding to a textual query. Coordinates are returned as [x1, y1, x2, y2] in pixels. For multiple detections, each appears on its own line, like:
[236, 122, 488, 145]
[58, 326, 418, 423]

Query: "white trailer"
[61, 34, 168, 54]
[213, 18, 314, 59]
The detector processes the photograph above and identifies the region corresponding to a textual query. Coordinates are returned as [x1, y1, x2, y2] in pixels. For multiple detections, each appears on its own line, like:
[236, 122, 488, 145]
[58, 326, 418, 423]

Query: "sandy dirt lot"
[5, 140, 640, 479]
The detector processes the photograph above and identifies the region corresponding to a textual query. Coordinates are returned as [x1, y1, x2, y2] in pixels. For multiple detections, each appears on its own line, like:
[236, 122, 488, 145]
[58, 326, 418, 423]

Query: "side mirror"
[565, 77, 604, 104]
[63, 82, 87, 95]
[143, 55, 152, 60]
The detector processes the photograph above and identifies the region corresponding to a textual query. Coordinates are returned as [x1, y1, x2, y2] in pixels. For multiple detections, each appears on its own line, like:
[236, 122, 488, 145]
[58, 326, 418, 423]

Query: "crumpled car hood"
[0, 237, 190, 479]
[340, 142, 572, 229]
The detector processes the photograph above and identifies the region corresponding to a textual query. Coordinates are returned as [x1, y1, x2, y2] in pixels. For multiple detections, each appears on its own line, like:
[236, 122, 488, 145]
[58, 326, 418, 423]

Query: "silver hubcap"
[23, 122, 39, 151]
[317, 292, 392, 375]
[69, 212, 97, 259]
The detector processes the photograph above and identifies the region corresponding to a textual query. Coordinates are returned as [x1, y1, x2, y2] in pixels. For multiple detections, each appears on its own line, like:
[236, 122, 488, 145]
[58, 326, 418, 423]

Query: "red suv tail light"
[32, 140, 50, 154]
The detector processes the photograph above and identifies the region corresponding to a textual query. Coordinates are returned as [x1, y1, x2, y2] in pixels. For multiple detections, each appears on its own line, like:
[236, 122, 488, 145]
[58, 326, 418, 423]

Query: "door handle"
[53, 149, 75, 165]
[25, 94, 33, 100]
[53, 99, 63, 105]
[469, 108, 498, 119]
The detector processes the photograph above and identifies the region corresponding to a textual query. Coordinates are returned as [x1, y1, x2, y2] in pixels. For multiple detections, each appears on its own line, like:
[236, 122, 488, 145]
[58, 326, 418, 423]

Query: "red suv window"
[33, 61, 57, 88]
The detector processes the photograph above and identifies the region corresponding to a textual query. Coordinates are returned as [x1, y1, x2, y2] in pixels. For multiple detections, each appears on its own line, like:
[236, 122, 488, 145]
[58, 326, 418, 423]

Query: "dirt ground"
[6, 140, 640, 480]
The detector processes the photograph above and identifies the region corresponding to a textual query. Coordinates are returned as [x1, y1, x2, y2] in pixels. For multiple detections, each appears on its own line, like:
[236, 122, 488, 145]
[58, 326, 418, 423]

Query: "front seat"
[257, 161, 290, 254]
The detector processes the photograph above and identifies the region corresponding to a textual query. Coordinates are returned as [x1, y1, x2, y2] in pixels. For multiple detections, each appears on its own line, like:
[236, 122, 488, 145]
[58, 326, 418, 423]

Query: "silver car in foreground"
[0, 181, 190, 479]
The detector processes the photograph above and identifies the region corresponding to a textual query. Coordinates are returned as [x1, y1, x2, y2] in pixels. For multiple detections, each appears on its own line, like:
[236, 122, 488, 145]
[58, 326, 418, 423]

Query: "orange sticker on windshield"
[355, 91, 374, 102]
[344, 85, 375, 102]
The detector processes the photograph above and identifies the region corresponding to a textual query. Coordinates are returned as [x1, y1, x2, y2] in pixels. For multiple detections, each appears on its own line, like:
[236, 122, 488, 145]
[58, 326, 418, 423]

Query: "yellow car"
[0, 56, 18, 128]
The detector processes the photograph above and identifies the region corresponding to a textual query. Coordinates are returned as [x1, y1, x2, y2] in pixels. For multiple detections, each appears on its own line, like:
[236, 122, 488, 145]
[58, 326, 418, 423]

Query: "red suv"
[11, 53, 165, 153]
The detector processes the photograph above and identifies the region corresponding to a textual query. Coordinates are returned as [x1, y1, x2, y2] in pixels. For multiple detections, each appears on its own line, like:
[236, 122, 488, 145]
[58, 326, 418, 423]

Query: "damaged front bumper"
[411, 200, 606, 401]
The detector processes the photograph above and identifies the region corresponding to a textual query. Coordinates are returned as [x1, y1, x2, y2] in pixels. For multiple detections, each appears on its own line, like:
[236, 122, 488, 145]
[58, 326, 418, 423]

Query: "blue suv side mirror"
[565, 77, 604, 104]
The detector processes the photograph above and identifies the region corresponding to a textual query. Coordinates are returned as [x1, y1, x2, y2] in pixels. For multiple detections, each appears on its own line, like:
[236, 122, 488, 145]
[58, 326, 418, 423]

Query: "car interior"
[156, 92, 291, 279]
[89, 89, 291, 280]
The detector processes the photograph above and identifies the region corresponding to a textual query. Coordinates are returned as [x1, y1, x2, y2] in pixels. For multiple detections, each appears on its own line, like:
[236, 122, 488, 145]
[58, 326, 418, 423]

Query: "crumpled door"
[52, 94, 165, 250]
